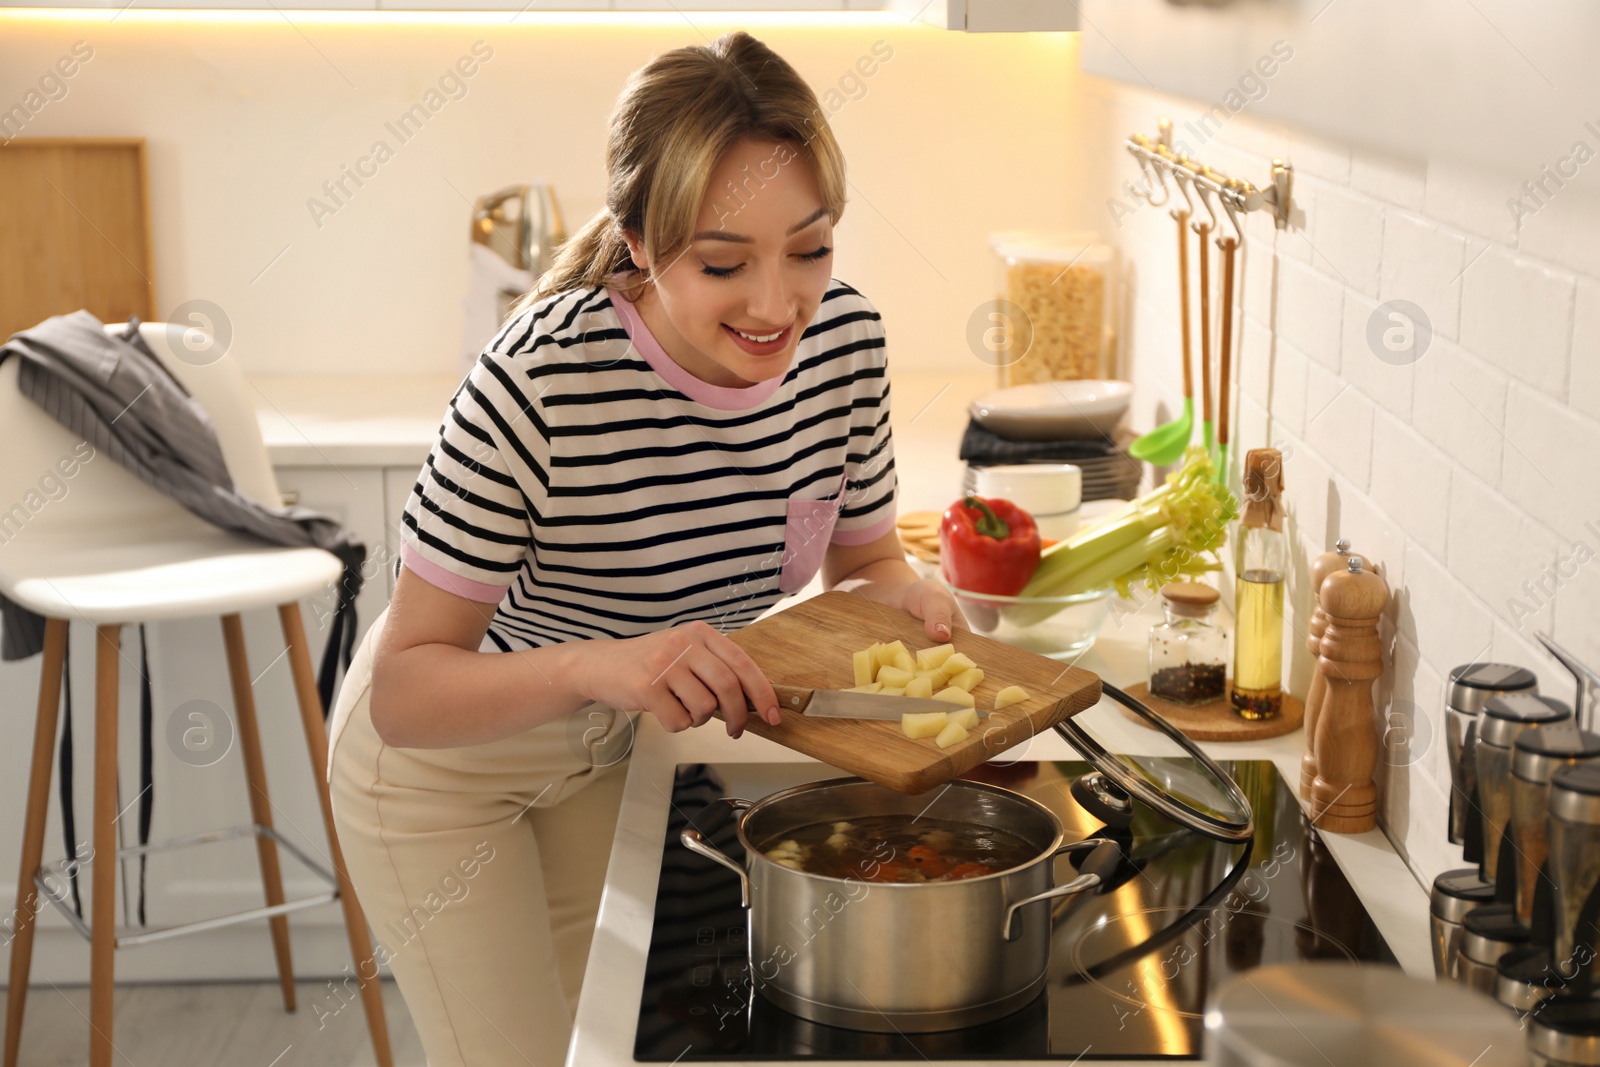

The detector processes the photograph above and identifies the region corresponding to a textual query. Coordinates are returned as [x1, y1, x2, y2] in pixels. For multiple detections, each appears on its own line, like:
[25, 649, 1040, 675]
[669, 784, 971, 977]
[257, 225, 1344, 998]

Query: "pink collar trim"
[605, 282, 789, 411]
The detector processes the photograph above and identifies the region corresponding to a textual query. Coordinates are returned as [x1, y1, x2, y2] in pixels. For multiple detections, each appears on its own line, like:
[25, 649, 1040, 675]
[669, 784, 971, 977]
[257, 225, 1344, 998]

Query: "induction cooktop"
[633, 759, 1397, 1061]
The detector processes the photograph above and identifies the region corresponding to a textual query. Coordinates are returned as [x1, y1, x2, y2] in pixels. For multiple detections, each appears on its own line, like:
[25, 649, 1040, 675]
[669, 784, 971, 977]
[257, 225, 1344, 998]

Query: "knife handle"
[751, 684, 812, 718]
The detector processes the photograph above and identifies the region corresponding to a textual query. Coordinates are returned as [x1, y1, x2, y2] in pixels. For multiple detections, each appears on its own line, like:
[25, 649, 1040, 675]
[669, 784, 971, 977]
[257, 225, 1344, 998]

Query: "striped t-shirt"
[397, 274, 898, 652]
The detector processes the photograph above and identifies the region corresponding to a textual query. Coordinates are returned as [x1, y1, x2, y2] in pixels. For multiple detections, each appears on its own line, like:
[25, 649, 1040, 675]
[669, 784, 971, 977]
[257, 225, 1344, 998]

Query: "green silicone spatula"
[1129, 209, 1195, 467]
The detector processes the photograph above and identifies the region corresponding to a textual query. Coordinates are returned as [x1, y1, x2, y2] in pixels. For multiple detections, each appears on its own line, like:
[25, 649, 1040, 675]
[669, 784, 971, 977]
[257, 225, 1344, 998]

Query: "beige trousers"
[326, 606, 630, 1067]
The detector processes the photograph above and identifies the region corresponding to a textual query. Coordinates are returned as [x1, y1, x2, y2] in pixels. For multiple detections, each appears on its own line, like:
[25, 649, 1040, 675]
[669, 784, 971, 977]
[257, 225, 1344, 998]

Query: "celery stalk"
[1006, 447, 1238, 626]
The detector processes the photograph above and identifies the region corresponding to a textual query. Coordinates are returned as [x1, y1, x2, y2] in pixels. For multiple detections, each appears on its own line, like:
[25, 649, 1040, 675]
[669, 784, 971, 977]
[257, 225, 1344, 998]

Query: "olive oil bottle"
[1232, 448, 1286, 720]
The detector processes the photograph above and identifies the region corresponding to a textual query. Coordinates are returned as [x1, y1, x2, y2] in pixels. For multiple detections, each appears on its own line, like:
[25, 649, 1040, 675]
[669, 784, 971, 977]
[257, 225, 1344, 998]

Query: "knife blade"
[800, 689, 987, 721]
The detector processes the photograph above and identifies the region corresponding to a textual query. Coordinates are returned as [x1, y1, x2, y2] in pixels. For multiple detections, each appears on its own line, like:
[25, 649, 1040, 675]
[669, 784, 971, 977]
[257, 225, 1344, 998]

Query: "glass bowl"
[941, 580, 1116, 660]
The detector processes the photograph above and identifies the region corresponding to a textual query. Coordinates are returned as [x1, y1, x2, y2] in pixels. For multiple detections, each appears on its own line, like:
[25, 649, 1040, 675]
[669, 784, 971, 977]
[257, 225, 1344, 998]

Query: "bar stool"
[0, 322, 392, 1067]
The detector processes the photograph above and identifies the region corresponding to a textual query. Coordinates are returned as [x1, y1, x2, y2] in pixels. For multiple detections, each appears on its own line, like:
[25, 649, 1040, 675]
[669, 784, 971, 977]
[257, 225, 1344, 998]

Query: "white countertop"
[567, 587, 1434, 1067]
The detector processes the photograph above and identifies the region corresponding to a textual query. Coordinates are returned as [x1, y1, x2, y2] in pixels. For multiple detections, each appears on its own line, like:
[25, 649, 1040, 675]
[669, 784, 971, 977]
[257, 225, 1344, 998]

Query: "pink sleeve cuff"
[399, 541, 512, 604]
[830, 510, 896, 546]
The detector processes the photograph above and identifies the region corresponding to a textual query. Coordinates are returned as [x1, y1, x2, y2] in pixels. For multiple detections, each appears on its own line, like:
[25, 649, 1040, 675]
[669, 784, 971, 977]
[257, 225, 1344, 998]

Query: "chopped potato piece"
[844, 683, 883, 695]
[901, 711, 950, 739]
[934, 720, 969, 749]
[943, 652, 977, 675]
[879, 686, 906, 697]
[913, 669, 945, 685]
[951, 706, 980, 730]
[933, 686, 976, 708]
[949, 667, 985, 693]
[853, 649, 876, 687]
[994, 685, 1030, 710]
[891, 650, 915, 673]
[903, 676, 934, 700]
[875, 640, 908, 671]
[915, 643, 956, 671]
[876, 666, 913, 689]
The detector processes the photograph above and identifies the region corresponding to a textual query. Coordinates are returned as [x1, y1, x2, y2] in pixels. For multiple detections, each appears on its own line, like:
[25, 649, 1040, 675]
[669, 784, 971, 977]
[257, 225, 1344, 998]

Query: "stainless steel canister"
[1476, 693, 1570, 884]
[1446, 663, 1539, 845]
[1430, 868, 1496, 980]
[1457, 905, 1531, 997]
[1511, 722, 1600, 926]
[1529, 995, 1600, 1066]
[1550, 762, 1600, 988]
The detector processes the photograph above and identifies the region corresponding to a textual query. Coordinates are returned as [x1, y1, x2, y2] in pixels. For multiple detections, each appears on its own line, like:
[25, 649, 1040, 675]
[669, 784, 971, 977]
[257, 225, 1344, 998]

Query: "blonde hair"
[509, 30, 848, 318]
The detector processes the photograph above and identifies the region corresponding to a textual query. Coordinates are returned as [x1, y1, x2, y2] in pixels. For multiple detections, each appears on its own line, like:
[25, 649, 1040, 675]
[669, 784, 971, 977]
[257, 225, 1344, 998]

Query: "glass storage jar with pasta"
[987, 233, 1115, 385]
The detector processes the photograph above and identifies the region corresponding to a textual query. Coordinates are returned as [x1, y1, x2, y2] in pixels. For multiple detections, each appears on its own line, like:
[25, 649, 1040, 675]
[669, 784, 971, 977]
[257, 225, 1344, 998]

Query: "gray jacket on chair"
[0, 309, 366, 705]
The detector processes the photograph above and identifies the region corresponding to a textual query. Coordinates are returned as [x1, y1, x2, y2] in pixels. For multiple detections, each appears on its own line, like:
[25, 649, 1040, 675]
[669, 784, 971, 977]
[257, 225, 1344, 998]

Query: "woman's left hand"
[900, 577, 969, 643]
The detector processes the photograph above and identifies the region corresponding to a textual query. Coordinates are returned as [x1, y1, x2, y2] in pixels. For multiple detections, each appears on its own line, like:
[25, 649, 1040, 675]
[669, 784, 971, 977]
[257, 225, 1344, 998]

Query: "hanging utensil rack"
[1124, 117, 1294, 233]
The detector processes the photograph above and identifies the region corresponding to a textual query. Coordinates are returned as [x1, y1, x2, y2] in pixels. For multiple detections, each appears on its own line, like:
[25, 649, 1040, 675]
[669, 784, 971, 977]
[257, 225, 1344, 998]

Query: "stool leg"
[4, 618, 68, 1067]
[90, 624, 121, 1067]
[276, 603, 393, 1067]
[221, 614, 297, 1013]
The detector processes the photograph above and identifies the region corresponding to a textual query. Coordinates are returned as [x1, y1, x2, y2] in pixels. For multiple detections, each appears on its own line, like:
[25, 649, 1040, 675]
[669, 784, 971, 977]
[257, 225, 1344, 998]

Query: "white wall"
[1, 11, 1082, 377]
[1077, 72, 1600, 887]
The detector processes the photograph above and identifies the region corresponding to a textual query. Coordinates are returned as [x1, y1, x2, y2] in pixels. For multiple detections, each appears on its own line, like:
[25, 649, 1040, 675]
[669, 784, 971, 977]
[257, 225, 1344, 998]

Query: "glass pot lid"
[1054, 681, 1255, 842]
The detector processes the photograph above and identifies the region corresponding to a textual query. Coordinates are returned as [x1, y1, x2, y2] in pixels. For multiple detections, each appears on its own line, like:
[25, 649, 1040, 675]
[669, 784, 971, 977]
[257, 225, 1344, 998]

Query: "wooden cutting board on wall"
[0, 138, 157, 341]
[722, 591, 1103, 794]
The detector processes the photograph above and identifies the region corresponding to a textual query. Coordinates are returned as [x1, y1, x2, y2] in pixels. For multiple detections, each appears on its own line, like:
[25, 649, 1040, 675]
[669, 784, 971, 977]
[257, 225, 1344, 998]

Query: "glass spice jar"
[1149, 582, 1227, 706]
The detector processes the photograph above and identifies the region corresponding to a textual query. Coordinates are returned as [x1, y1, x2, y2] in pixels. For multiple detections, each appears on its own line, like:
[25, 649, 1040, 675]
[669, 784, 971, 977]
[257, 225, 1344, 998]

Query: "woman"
[326, 29, 962, 1066]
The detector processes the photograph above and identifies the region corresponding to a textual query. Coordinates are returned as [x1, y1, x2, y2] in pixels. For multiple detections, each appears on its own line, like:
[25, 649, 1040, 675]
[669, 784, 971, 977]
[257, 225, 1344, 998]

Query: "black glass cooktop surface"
[634, 760, 1397, 1061]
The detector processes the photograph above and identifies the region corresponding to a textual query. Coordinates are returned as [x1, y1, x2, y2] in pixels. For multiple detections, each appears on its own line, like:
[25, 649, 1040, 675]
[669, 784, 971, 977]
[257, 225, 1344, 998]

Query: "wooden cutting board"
[721, 590, 1102, 795]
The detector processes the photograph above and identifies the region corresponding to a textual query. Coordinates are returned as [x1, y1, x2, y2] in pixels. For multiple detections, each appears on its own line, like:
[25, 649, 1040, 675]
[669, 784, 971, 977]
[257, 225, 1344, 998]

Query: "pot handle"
[1002, 838, 1121, 941]
[680, 797, 755, 908]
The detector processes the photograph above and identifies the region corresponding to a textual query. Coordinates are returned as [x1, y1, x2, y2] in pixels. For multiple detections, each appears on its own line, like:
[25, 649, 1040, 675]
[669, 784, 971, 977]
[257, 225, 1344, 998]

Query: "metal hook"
[1127, 135, 1170, 207]
[1217, 178, 1246, 248]
[1168, 161, 1196, 223]
[1188, 165, 1219, 236]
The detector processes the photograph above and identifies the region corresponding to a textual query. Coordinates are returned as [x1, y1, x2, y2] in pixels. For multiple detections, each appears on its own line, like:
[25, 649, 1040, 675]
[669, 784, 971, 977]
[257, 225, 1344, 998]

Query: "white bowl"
[969, 380, 1134, 442]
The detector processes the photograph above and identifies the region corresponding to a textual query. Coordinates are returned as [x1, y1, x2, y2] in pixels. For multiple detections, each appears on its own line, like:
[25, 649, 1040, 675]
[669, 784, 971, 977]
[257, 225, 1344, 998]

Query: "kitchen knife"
[798, 688, 987, 721]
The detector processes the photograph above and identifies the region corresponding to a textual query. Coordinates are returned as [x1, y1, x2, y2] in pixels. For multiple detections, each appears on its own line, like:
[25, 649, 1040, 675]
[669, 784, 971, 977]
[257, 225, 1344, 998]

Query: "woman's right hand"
[575, 620, 780, 739]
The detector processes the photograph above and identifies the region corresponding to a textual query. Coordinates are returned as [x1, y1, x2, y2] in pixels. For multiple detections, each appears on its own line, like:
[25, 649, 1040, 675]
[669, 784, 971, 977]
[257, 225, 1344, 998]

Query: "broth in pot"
[758, 815, 1038, 883]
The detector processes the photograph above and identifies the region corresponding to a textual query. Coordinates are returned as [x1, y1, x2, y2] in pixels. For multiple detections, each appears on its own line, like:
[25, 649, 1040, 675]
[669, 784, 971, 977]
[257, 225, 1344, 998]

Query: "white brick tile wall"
[1379, 211, 1466, 343]
[1090, 90, 1599, 891]
[1399, 541, 1495, 670]
[1368, 412, 1451, 559]
[1412, 340, 1507, 486]
[1340, 291, 1415, 420]
[1278, 258, 1342, 370]
[1423, 157, 1520, 246]
[1350, 149, 1427, 213]
[1499, 382, 1600, 544]
[1458, 244, 1576, 399]
[1445, 469, 1558, 634]
[1311, 183, 1384, 298]
[1269, 338, 1309, 438]
[1569, 277, 1600, 422]
[1304, 361, 1374, 490]
[1515, 185, 1600, 283]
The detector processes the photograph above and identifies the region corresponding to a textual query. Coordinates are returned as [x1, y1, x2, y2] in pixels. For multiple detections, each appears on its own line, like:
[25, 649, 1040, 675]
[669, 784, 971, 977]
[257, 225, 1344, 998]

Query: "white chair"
[0, 322, 392, 1067]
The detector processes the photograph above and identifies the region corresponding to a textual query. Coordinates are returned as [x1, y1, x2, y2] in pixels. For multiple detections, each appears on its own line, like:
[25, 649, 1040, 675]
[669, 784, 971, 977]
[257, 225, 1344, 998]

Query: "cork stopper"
[1160, 581, 1221, 618]
[1241, 448, 1285, 531]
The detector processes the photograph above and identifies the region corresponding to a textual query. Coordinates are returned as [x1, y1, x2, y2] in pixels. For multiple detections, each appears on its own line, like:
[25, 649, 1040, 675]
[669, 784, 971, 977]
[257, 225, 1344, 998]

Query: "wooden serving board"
[1119, 682, 1304, 742]
[722, 591, 1102, 795]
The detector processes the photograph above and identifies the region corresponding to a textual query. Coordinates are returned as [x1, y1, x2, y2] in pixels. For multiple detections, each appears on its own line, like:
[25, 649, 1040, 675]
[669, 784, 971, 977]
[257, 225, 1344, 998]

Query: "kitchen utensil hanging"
[1189, 166, 1217, 463]
[1126, 123, 1288, 481]
[1128, 138, 1196, 468]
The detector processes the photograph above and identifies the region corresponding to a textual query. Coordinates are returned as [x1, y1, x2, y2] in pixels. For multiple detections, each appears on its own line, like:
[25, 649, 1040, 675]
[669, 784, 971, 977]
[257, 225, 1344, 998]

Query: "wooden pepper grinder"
[1300, 539, 1368, 800]
[1309, 556, 1389, 833]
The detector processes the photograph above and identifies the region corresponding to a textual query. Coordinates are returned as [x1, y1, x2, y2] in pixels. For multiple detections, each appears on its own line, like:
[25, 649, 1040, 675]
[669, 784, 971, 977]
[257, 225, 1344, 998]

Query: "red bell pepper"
[939, 494, 1041, 596]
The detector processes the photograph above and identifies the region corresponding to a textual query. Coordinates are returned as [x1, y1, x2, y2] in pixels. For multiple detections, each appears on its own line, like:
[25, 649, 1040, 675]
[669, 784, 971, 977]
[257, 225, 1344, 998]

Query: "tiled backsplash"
[1078, 77, 1600, 886]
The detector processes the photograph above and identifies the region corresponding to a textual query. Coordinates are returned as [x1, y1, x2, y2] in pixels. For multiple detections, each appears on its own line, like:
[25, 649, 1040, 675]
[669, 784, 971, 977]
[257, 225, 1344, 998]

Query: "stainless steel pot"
[681, 776, 1120, 1033]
